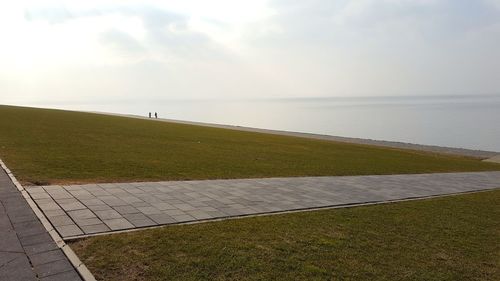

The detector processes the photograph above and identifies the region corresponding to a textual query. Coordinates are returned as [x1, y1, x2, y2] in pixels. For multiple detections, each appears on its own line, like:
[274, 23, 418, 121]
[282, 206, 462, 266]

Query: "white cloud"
[0, 0, 499, 106]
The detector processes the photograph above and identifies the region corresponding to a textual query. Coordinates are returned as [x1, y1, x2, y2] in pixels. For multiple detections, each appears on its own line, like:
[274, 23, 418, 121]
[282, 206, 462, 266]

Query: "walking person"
[155, 112, 158, 119]
[149, 112, 151, 118]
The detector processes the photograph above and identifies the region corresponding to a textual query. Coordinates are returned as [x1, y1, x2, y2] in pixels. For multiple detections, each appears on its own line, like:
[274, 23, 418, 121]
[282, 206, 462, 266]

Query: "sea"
[33, 94, 500, 152]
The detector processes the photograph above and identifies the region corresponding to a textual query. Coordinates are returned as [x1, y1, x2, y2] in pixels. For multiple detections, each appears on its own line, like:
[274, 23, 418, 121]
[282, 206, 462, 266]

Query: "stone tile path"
[0, 169, 82, 281]
[27, 172, 500, 239]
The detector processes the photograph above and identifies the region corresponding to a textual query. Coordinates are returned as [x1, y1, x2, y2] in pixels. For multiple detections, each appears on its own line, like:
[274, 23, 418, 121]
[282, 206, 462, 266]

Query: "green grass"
[0, 104, 499, 185]
[70, 189, 500, 281]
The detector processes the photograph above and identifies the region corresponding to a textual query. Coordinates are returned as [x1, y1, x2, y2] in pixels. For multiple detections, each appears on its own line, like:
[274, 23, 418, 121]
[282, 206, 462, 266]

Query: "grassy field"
[0, 105, 499, 185]
[70, 189, 500, 281]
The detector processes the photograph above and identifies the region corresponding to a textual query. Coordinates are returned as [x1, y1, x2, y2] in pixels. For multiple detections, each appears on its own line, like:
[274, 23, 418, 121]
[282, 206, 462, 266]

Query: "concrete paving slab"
[19, 232, 54, 247]
[0, 255, 38, 281]
[56, 225, 84, 237]
[43, 209, 66, 217]
[67, 209, 96, 220]
[113, 205, 140, 215]
[74, 217, 102, 226]
[80, 224, 111, 234]
[137, 206, 162, 215]
[102, 218, 134, 230]
[171, 214, 195, 222]
[34, 259, 75, 279]
[23, 242, 59, 256]
[30, 249, 67, 266]
[148, 213, 176, 224]
[124, 214, 157, 227]
[94, 209, 121, 220]
[0, 230, 25, 252]
[59, 201, 86, 211]
[50, 215, 75, 226]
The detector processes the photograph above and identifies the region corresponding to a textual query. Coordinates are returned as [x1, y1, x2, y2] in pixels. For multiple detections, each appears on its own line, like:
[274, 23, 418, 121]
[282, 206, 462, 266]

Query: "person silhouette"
[149, 112, 151, 118]
[155, 112, 158, 119]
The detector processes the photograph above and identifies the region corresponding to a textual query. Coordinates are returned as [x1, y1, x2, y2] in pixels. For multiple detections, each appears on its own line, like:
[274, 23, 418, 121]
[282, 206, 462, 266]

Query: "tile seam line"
[0, 158, 96, 281]
[63, 186, 499, 241]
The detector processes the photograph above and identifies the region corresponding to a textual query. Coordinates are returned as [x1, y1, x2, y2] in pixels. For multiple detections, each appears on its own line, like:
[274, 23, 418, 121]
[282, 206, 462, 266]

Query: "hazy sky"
[1, 0, 500, 105]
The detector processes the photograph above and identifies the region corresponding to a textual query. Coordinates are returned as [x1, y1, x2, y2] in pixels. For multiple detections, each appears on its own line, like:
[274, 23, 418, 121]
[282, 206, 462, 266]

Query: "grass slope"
[71, 189, 500, 281]
[0, 104, 499, 185]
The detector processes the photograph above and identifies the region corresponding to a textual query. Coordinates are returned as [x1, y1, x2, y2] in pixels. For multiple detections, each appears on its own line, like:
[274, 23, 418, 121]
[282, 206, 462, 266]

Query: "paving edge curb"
[0, 159, 97, 281]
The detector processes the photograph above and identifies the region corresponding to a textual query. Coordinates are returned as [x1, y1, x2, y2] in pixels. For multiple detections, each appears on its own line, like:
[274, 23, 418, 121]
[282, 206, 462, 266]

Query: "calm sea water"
[36, 95, 500, 152]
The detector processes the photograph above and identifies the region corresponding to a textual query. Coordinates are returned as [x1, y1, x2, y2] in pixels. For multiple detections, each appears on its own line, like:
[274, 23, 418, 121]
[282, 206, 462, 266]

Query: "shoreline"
[87, 111, 498, 159]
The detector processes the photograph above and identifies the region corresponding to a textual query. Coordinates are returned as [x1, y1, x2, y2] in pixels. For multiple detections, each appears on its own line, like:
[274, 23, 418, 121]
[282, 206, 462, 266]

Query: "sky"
[1, 0, 500, 106]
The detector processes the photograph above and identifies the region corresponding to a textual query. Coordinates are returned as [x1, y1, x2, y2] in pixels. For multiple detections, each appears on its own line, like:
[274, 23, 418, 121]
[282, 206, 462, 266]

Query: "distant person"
[149, 112, 151, 118]
[155, 112, 158, 119]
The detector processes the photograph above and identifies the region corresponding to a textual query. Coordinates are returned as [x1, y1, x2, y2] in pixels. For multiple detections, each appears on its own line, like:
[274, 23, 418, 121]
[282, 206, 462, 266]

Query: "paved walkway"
[0, 169, 81, 281]
[26, 171, 500, 239]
